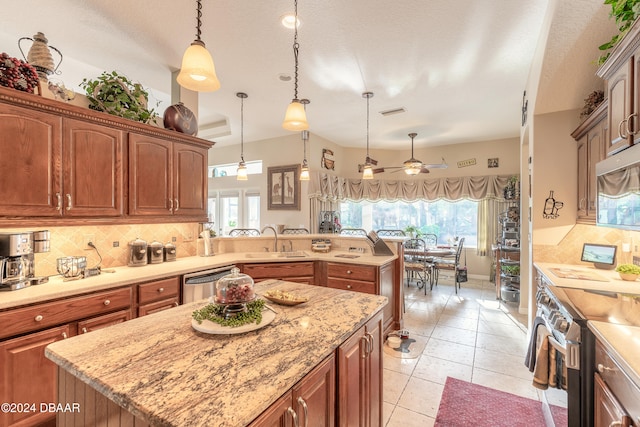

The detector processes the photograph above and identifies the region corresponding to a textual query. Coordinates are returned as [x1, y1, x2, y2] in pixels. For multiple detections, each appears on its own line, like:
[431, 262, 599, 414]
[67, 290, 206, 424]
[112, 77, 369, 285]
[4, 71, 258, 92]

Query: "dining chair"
[228, 228, 261, 237]
[339, 228, 368, 236]
[433, 237, 465, 293]
[281, 228, 310, 234]
[420, 233, 437, 246]
[403, 238, 431, 291]
[375, 229, 406, 237]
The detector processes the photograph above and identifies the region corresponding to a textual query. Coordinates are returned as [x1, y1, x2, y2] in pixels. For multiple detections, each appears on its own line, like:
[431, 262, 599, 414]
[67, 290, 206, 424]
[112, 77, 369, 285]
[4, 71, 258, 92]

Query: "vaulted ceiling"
[0, 1, 617, 150]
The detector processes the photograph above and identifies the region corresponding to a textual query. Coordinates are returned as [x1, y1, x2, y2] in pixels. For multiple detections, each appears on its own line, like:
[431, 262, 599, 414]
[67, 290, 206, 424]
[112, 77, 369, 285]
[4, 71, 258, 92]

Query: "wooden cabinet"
[77, 309, 132, 334]
[594, 373, 633, 427]
[241, 261, 315, 285]
[249, 354, 335, 427]
[0, 86, 213, 225]
[129, 133, 208, 219]
[0, 324, 72, 427]
[137, 276, 180, 317]
[572, 101, 607, 223]
[0, 103, 62, 217]
[336, 310, 383, 427]
[597, 19, 640, 156]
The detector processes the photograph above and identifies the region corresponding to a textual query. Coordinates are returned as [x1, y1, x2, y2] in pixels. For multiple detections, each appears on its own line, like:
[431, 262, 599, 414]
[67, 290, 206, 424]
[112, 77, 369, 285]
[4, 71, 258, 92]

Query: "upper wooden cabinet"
[571, 101, 607, 224]
[0, 86, 213, 224]
[597, 18, 640, 155]
[129, 133, 208, 218]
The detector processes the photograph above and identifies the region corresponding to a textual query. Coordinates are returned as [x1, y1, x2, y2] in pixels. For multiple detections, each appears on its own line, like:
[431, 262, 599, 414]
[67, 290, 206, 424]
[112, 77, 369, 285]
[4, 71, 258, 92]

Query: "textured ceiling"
[0, 1, 617, 150]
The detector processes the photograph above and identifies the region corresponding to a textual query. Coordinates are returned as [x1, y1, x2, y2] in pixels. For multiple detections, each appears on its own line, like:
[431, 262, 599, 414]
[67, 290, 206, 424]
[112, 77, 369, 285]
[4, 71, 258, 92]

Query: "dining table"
[403, 246, 457, 288]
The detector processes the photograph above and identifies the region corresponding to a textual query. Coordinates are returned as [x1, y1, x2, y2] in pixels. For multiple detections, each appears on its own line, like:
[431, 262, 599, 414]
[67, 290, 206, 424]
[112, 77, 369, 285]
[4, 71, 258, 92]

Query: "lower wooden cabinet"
[594, 373, 632, 427]
[241, 261, 315, 285]
[336, 310, 383, 427]
[249, 354, 335, 427]
[0, 324, 72, 427]
[137, 276, 180, 316]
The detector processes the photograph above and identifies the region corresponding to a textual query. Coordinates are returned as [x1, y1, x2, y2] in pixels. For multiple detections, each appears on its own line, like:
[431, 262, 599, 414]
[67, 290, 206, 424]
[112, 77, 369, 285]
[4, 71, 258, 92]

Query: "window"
[209, 160, 263, 178]
[208, 190, 261, 235]
[339, 199, 478, 247]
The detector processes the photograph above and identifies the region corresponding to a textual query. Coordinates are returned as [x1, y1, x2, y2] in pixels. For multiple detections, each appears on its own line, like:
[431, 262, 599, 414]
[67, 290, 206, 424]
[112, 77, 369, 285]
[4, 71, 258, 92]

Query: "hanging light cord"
[240, 94, 245, 162]
[195, 0, 203, 42]
[292, 0, 300, 100]
[366, 94, 370, 159]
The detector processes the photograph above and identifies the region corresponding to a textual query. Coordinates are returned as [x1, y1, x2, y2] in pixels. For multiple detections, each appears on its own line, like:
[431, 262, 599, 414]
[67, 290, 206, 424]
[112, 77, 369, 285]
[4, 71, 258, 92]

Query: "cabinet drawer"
[138, 297, 179, 317]
[0, 287, 132, 339]
[243, 262, 314, 279]
[326, 263, 376, 281]
[138, 277, 180, 304]
[326, 278, 376, 294]
[77, 309, 132, 334]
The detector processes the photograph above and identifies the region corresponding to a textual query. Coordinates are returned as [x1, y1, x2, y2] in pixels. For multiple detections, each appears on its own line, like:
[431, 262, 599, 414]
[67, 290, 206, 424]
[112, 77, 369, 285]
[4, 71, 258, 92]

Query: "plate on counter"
[263, 290, 309, 306]
[191, 310, 276, 335]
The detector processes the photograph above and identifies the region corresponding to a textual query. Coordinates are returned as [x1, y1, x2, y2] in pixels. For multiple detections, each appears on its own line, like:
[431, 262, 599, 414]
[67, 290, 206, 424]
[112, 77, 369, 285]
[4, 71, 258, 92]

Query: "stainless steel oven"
[182, 265, 235, 303]
[533, 272, 596, 427]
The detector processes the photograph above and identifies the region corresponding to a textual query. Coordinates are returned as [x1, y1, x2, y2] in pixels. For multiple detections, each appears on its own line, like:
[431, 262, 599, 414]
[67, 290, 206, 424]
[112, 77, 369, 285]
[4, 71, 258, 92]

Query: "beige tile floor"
[383, 274, 548, 426]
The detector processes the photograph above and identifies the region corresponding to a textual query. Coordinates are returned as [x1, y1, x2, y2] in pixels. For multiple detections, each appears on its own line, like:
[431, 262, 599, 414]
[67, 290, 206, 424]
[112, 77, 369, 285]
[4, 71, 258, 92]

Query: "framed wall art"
[268, 164, 301, 210]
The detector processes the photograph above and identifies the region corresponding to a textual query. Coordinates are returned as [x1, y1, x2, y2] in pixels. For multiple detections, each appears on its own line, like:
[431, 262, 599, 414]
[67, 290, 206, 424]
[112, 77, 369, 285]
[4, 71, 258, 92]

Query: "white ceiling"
[0, 1, 617, 150]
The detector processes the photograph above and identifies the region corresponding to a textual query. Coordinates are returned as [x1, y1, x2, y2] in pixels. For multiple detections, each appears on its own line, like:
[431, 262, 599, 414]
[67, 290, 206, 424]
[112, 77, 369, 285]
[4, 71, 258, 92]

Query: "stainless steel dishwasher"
[182, 265, 235, 303]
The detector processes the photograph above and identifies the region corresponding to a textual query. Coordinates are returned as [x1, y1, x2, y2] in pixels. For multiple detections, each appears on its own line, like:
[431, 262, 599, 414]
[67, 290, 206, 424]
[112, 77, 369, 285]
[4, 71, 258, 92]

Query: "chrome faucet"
[260, 226, 278, 252]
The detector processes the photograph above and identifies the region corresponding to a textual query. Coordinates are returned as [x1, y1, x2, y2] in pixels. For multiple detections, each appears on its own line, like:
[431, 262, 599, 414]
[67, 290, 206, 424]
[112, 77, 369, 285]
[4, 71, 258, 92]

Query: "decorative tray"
[191, 310, 275, 335]
[263, 290, 309, 306]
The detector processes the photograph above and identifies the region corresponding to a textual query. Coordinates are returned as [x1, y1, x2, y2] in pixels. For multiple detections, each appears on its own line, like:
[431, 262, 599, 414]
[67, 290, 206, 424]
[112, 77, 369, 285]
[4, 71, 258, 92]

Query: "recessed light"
[278, 73, 292, 82]
[281, 13, 301, 29]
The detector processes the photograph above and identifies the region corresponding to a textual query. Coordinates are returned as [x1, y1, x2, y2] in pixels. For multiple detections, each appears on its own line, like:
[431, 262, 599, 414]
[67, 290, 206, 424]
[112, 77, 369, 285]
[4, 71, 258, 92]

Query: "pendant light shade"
[236, 92, 248, 181]
[282, 0, 309, 131]
[362, 91, 374, 180]
[177, 0, 221, 92]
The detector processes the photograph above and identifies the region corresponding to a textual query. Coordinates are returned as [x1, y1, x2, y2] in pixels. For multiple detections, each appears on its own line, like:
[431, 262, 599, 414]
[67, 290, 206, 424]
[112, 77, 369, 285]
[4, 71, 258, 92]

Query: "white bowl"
[387, 336, 402, 349]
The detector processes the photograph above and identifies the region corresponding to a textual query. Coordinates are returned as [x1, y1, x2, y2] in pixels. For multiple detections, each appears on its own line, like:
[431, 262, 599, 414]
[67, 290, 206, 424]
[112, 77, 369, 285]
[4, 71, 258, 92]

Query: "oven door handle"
[547, 335, 566, 356]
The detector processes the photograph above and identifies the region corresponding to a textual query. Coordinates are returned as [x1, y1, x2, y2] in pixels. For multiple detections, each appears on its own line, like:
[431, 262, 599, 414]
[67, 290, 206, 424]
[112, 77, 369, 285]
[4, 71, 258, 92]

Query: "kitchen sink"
[243, 251, 308, 259]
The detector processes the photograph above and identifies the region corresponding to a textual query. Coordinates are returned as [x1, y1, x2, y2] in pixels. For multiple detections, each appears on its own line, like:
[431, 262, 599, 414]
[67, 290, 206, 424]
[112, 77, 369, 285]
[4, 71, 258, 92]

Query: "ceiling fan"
[358, 133, 448, 176]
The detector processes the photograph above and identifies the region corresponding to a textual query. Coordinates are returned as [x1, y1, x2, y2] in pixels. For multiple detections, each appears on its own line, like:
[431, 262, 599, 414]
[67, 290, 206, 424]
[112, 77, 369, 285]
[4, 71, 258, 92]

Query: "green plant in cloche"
[615, 263, 640, 274]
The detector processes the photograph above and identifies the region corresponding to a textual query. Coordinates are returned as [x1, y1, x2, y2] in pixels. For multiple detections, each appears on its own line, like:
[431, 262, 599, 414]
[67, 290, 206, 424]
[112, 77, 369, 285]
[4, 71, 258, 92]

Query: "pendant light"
[362, 91, 374, 180]
[177, 0, 221, 92]
[236, 92, 248, 181]
[404, 133, 422, 176]
[282, 0, 309, 131]
[300, 99, 310, 180]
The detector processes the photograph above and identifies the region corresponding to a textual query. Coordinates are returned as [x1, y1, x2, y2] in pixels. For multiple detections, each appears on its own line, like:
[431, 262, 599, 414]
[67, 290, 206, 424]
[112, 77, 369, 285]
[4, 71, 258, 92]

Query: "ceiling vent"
[379, 107, 406, 116]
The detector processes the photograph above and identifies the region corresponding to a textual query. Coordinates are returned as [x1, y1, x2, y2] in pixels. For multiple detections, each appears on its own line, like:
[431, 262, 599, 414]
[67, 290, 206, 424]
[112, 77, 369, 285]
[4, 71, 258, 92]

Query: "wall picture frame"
[268, 164, 301, 210]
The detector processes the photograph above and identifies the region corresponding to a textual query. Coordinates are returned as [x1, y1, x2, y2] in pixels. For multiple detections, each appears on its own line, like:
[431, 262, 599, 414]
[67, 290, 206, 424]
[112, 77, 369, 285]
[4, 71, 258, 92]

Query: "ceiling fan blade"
[358, 164, 385, 174]
[419, 167, 431, 174]
[423, 157, 448, 169]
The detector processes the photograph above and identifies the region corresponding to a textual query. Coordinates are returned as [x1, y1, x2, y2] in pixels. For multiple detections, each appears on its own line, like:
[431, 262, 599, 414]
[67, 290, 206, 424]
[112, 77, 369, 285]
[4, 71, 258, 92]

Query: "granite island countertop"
[45, 280, 387, 426]
[0, 249, 397, 310]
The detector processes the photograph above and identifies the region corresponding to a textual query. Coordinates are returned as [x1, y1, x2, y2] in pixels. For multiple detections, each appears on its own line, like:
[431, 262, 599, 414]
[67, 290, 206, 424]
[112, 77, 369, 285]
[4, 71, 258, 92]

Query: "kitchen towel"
[532, 328, 552, 390]
[525, 316, 547, 371]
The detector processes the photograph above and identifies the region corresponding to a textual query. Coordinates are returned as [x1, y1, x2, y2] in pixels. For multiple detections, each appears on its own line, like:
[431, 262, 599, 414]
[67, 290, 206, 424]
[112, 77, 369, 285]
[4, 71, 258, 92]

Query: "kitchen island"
[45, 280, 387, 426]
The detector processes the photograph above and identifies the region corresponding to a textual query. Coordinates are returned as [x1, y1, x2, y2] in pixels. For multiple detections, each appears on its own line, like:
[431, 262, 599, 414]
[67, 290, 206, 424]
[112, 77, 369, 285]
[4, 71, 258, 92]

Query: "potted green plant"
[597, 0, 640, 65]
[615, 263, 640, 281]
[404, 225, 419, 239]
[80, 70, 158, 124]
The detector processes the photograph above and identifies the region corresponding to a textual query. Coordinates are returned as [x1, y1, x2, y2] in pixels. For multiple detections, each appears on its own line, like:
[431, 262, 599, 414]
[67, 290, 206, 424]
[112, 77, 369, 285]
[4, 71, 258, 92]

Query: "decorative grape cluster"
[218, 283, 254, 304]
[0, 53, 40, 94]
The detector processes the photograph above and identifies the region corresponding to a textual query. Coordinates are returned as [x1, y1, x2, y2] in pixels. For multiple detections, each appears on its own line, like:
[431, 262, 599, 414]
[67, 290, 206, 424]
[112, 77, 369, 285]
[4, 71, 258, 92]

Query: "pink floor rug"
[435, 377, 551, 426]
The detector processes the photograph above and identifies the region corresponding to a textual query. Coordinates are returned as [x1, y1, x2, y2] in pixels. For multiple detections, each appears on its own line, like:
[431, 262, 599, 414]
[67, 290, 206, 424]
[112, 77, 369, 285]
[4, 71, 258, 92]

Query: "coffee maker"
[0, 231, 49, 291]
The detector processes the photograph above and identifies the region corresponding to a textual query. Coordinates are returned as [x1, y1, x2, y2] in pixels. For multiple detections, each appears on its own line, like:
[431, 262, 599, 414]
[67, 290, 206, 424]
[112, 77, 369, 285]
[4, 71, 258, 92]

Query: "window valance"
[308, 172, 514, 202]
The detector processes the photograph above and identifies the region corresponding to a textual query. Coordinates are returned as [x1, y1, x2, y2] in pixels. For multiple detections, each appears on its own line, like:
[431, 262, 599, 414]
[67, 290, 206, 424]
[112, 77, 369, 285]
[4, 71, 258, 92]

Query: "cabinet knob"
[158, 287, 164, 293]
[168, 198, 173, 212]
[34, 314, 43, 322]
[346, 285, 352, 289]
[173, 301, 179, 307]
[626, 112, 638, 136]
[65, 193, 72, 210]
[62, 332, 68, 339]
[346, 270, 352, 274]
[103, 299, 111, 306]
[55, 193, 62, 211]
[619, 118, 629, 139]
[81, 327, 88, 334]
[174, 198, 179, 212]
[597, 363, 614, 373]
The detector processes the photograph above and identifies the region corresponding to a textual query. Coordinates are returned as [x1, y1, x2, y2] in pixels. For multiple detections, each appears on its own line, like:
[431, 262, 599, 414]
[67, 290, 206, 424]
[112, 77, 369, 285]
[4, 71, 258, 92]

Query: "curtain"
[308, 172, 511, 202]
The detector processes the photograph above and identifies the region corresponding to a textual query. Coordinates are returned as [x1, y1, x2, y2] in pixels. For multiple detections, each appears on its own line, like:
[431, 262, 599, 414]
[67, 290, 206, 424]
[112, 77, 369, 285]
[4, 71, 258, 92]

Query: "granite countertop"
[0, 250, 396, 310]
[534, 262, 640, 294]
[45, 280, 387, 427]
[588, 321, 640, 389]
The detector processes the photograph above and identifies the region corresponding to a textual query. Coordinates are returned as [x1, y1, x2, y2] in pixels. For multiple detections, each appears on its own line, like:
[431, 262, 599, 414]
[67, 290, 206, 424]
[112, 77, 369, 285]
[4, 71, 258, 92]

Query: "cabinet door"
[173, 142, 208, 217]
[577, 137, 588, 219]
[293, 354, 335, 427]
[337, 325, 366, 427]
[0, 324, 72, 427]
[129, 133, 172, 215]
[365, 313, 383, 427]
[77, 309, 132, 334]
[63, 118, 124, 216]
[0, 103, 62, 216]
[248, 391, 293, 427]
[606, 58, 633, 155]
[594, 373, 632, 427]
[587, 122, 605, 215]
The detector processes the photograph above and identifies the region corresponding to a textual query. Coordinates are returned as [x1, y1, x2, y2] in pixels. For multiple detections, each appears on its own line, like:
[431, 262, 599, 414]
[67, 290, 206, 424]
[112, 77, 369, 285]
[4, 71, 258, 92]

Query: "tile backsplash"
[533, 223, 640, 266]
[1, 223, 200, 277]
